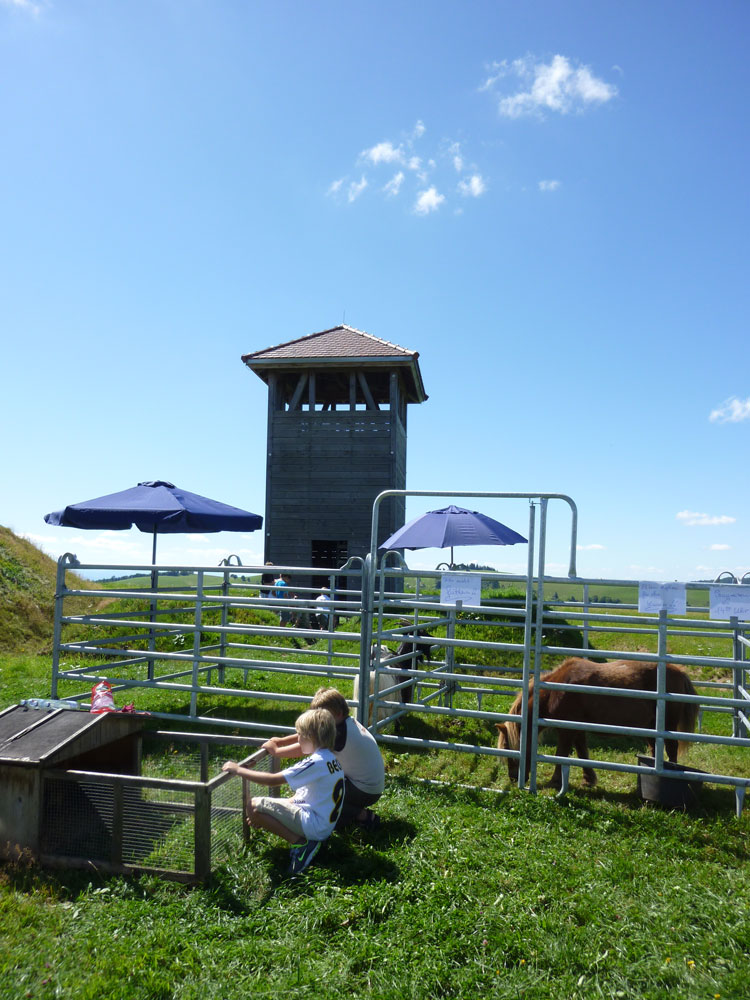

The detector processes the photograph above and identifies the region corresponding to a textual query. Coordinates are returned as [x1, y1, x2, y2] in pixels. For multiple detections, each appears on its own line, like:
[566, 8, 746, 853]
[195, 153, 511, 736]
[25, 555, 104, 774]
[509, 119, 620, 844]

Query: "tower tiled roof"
[242, 325, 427, 402]
[241, 325, 418, 362]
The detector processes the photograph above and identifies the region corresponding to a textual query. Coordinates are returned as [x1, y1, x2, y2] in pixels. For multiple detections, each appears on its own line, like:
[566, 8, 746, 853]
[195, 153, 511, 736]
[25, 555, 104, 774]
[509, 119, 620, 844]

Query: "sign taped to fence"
[709, 585, 750, 621]
[440, 573, 482, 607]
[638, 582, 687, 615]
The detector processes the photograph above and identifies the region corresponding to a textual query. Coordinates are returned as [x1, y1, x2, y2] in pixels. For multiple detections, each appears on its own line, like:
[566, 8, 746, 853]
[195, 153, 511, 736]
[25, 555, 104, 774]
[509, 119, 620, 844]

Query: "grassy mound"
[0, 526, 100, 654]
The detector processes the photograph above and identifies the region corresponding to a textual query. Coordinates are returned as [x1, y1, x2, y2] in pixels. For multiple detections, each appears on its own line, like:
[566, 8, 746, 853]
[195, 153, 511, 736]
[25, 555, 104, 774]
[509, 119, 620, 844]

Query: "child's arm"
[222, 760, 287, 786]
[261, 733, 303, 758]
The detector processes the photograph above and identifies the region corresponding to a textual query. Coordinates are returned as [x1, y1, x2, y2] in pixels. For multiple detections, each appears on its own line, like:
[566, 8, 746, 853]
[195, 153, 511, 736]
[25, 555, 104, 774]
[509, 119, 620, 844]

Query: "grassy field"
[1, 645, 749, 1000]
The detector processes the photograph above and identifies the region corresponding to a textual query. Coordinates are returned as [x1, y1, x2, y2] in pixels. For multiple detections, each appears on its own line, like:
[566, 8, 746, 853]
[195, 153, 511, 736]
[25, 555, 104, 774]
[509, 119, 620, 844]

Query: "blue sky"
[2, 0, 748, 583]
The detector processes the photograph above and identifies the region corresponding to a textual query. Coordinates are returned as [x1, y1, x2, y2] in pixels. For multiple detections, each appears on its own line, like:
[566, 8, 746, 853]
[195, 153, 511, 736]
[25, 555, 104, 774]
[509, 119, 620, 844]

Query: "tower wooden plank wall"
[242, 326, 427, 581]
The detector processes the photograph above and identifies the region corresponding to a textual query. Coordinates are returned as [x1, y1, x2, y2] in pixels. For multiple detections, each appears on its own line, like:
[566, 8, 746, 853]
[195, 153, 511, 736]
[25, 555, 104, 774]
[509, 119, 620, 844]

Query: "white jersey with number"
[282, 748, 345, 840]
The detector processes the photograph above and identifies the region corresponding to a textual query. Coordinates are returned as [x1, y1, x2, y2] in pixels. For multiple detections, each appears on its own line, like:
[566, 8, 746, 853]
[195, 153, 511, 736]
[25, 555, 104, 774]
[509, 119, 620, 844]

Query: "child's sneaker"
[288, 839, 322, 874]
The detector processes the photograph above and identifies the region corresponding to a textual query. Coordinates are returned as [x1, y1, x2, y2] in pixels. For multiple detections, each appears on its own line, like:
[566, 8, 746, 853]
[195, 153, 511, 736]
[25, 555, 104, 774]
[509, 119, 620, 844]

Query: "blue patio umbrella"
[380, 504, 527, 567]
[44, 480, 263, 563]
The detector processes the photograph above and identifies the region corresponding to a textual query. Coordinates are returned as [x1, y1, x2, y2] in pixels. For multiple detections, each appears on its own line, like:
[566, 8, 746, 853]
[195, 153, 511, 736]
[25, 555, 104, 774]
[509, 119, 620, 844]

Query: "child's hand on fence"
[222, 761, 240, 775]
[261, 738, 281, 756]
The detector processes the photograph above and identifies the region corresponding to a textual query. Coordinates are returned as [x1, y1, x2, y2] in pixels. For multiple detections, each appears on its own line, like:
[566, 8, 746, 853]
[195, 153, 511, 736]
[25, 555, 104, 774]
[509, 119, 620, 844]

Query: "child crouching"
[222, 708, 344, 874]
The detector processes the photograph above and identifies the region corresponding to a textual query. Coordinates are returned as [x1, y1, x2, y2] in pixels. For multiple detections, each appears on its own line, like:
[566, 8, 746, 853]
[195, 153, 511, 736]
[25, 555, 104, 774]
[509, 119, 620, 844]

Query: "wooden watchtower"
[242, 325, 427, 580]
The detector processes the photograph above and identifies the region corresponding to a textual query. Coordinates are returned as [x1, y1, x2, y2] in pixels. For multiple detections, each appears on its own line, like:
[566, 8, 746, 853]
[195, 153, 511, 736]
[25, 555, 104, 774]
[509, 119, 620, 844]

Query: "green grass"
[2, 651, 749, 999]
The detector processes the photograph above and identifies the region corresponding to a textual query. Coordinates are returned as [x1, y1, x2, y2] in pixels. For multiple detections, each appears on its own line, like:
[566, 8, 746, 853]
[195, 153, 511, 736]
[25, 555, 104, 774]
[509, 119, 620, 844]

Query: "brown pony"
[495, 657, 699, 788]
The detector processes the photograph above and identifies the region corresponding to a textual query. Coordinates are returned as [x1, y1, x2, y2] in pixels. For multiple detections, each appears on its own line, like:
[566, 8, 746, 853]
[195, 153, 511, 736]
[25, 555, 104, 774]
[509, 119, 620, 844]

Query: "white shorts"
[251, 795, 305, 837]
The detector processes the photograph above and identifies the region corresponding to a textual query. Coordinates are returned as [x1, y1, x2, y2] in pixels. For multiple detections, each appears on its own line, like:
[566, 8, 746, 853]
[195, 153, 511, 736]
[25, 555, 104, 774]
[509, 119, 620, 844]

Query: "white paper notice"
[709, 585, 750, 621]
[638, 582, 687, 615]
[440, 573, 482, 607]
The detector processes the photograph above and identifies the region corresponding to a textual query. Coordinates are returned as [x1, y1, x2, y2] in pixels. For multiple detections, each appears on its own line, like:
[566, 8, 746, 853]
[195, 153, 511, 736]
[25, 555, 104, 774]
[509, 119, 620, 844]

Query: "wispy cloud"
[347, 176, 367, 202]
[577, 543, 605, 551]
[482, 54, 617, 118]
[1, 0, 43, 14]
[361, 141, 404, 166]
[383, 172, 405, 197]
[414, 187, 445, 215]
[458, 174, 486, 197]
[709, 396, 750, 423]
[711, 544, 731, 551]
[677, 510, 736, 527]
[328, 120, 486, 216]
[539, 179, 560, 192]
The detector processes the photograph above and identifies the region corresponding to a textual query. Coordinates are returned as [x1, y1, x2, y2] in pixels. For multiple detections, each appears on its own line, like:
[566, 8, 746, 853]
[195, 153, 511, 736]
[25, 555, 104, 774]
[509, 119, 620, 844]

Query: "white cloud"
[484, 54, 617, 118]
[347, 176, 367, 202]
[414, 187, 445, 215]
[383, 171, 405, 197]
[330, 122, 487, 216]
[457, 174, 486, 198]
[577, 543, 605, 551]
[709, 396, 750, 423]
[361, 141, 404, 165]
[711, 544, 731, 551]
[676, 510, 736, 527]
[539, 179, 560, 192]
[1, 0, 42, 14]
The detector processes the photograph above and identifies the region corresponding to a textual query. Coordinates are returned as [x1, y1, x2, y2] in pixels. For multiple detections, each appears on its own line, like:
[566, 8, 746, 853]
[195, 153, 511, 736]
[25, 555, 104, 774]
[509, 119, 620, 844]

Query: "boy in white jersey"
[262, 687, 384, 830]
[222, 708, 344, 873]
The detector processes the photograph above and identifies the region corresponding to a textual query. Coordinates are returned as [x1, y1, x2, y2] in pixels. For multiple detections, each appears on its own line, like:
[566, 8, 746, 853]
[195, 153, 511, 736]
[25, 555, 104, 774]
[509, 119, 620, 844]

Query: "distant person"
[315, 587, 337, 630]
[263, 687, 384, 831]
[274, 574, 292, 624]
[259, 562, 275, 600]
[222, 708, 344, 874]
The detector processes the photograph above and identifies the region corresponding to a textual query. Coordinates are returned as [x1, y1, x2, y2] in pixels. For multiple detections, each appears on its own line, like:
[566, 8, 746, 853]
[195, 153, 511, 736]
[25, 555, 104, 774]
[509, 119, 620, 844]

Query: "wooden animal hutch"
[242, 325, 427, 582]
[0, 705, 267, 882]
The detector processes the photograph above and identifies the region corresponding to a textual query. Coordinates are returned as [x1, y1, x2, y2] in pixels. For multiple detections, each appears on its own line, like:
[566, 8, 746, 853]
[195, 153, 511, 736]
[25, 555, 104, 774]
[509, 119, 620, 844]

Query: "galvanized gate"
[47, 490, 750, 814]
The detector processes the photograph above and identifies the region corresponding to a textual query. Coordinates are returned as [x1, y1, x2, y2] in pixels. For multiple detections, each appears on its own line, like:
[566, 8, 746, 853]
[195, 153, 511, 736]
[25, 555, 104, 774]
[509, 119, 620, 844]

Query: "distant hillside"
[0, 526, 101, 654]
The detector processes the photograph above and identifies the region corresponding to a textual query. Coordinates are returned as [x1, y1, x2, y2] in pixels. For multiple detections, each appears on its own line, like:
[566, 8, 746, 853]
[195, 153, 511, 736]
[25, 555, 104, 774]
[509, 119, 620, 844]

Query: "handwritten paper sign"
[440, 573, 482, 608]
[638, 582, 687, 615]
[709, 585, 750, 621]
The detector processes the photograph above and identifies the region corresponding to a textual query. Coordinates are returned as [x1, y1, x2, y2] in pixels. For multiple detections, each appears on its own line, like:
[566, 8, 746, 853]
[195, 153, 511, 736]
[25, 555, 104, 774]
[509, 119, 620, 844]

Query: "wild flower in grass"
[686, 959, 695, 969]
[665, 957, 671, 964]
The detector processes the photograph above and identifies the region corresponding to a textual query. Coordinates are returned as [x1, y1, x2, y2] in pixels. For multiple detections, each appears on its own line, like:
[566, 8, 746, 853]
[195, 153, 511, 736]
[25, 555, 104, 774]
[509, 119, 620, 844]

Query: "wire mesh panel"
[42, 778, 117, 863]
[209, 749, 274, 866]
[41, 773, 199, 878]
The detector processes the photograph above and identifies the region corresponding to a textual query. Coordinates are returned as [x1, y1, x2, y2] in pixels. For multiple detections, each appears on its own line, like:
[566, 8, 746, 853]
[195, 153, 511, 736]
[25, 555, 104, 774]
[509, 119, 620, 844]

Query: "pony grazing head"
[495, 721, 521, 783]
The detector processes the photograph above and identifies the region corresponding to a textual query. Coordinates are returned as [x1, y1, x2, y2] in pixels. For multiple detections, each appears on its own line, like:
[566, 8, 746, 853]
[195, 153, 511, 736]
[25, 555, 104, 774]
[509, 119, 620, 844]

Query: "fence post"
[582, 583, 590, 650]
[218, 569, 229, 685]
[528, 499, 548, 794]
[358, 554, 373, 726]
[518, 502, 536, 791]
[194, 785, 211, 882]
[190, 571, 204, 718]
[731, 616, 741, 738]
[654, 609, 668, 767]
[51, 554, 69, 698]
[443, 603, 458, 708]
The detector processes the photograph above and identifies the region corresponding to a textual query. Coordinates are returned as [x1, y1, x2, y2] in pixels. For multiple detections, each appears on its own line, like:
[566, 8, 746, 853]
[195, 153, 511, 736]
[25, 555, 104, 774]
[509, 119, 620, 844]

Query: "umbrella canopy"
[44, 480, 262, 561]
[380, 504, 527, 565]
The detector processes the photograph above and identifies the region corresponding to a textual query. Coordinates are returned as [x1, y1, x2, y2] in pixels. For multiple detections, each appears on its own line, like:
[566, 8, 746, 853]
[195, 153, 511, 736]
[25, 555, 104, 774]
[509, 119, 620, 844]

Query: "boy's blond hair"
[310, 687, 349, 719]
[295, 708, 336, 750]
